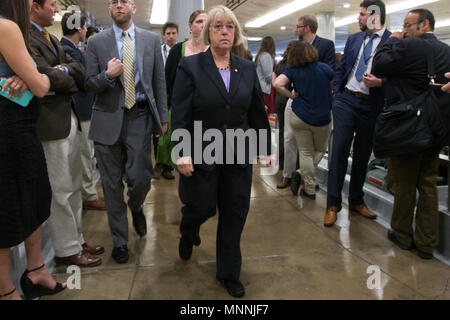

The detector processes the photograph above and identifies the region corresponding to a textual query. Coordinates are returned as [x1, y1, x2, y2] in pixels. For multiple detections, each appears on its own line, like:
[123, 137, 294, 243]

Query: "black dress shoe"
[387, 230, 414, 250]
[217, 277, 245, 298]
[417, 248, 433, 260]
[291, 172, 301, 196]
[131, 209, 147, 237]
[300, 188, 316, 200]
[162, 169, 175, 180]
[112, 245, 129, 264]
[179, 236, 193, 260]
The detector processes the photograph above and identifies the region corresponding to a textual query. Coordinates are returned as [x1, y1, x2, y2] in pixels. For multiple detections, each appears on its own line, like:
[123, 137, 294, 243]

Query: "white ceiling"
[62, 0, 450, 51]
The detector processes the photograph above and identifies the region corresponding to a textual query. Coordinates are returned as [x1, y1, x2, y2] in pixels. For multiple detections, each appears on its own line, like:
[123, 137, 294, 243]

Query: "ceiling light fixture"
[343, 3, 351, 8]
[247, 37, 263, 41]
[280, 26, 287, 30]
[245, 0, 322, 28]
[335, 0, 440, 28]
[150, 0, 168, 25]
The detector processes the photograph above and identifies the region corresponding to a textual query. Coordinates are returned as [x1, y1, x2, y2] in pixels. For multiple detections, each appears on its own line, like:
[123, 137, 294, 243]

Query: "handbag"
[373, 40, 444, 158]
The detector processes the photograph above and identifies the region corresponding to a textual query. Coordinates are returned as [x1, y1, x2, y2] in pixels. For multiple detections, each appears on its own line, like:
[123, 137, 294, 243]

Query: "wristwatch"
[55, 65, 66, 72]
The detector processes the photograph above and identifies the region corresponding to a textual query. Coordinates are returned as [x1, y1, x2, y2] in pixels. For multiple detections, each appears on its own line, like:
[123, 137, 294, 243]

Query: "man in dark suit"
[30, 0, 102, 267]
[85, 0, 168, 264]
[372, 9, 450, 259]
[279, 14, 337, 191]
[60, 12, 106, 212]
[324, 0, 391, 227]
[297, 14, 336, 70]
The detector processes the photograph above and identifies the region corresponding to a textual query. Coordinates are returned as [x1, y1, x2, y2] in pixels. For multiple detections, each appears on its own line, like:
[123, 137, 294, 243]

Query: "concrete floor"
[43, 167, 450, 300]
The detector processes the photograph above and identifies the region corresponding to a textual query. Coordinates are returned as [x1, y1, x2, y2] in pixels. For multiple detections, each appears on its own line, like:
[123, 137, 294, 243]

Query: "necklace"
[216, 59, 231, 70]
[217, 63, 230, 71]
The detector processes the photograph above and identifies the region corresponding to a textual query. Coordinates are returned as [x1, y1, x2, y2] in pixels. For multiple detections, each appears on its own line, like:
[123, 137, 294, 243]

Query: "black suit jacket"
[165, 41, 184, 106]
[60, 37, 94, 122]
[30, 25, 83, 141]
[373, 33, 450, 145]
[312, 35, 336, 71]
[373, 33, 450, 104]
[171, 49, 271, 170]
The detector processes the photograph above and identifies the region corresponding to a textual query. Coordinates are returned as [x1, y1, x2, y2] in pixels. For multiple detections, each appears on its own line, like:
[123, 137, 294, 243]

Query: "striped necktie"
[355, 33, 378, 81]
[42, 29, 51, 44]
[122, 31, 136, 109]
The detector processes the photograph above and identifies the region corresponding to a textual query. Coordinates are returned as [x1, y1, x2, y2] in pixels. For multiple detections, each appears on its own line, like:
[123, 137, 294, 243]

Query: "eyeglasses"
[296, 25, 306, 29]
[212, 24, 235, 31]
[110, 0, 133, 6]
[402, 22, 418, 29]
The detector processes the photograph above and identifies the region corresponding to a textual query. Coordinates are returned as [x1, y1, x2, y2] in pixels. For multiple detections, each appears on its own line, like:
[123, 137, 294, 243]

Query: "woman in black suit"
[171, 5, 271, 298]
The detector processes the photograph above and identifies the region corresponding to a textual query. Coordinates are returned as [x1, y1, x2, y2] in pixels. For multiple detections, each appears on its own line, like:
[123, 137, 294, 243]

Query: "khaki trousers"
[389, 148, 440, 253]
[42, 111, 84, 257]
[80, 120, 99, 201]
[282, 99, 297, 179]
[290, 111, 331, 195]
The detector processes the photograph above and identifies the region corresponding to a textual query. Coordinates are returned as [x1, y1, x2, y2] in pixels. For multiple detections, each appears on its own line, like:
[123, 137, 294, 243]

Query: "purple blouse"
[218, 69, 231, 92]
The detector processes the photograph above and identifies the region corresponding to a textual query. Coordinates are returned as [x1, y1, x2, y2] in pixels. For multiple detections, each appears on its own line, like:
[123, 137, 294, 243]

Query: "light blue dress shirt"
[112, 23, 146, 102]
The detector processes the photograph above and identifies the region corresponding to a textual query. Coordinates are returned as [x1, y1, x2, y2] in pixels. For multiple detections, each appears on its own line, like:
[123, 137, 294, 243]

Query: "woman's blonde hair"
[201, 5, 243, 47]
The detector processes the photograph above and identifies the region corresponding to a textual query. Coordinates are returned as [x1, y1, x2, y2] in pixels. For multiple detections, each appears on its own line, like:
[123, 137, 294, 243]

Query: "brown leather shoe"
[277, 177, 291, 189]
[349, 204, 377, 219]
[82, 243, 105, 255]
[324, 206, 341, 227]
[83, 198, 106, 210]
[55, 251, 102, 267]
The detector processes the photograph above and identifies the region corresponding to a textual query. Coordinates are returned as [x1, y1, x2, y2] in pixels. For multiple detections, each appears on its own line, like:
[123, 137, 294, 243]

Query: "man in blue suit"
[324, 0, 391, 227]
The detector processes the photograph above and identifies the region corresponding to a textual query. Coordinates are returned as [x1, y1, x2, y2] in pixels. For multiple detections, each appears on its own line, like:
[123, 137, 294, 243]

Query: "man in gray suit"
[85, 0, 168, 263]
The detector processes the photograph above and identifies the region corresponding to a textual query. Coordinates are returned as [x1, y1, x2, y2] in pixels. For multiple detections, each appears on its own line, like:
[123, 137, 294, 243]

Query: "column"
[168, 0, 205, 42]
[316, 12, 335, 43]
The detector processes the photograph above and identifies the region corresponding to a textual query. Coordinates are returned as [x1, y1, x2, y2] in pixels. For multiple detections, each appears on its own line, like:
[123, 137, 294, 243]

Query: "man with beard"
[297, 15, 336, 70]
[278, 14, 336, 192]
[372, 9, 450, 259]
[85, 0, 168, 263]
[324, 0, 391, 227]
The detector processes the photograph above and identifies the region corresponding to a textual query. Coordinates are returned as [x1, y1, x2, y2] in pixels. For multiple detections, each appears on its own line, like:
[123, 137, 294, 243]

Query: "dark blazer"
[373, 33, 450, 145]
[60, 37, 94, 122]
[373, 33, 450, 104]
[312, 35, 336, 71]
[171, 49, 271, 170]
[165, 41, 184, 105]
[30, 25, 84, 141]
[333, 29, 391, 112]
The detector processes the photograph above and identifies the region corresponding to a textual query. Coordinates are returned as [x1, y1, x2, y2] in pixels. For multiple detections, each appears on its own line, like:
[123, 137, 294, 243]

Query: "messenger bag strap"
[424, 39, 437, 85]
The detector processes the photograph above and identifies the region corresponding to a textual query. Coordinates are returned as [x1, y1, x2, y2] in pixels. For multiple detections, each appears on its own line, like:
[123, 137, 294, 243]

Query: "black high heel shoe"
[20, 264, 65, 300]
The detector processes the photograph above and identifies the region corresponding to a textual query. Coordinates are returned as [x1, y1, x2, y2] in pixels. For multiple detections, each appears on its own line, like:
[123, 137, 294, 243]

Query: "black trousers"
[179, 164, 252, 281]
